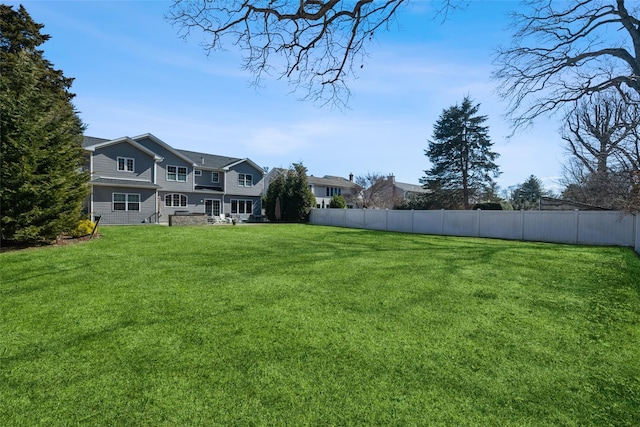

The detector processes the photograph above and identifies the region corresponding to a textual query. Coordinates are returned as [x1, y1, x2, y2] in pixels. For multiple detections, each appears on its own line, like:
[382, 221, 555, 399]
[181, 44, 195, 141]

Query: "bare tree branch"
[167, 0, 417, 108]
[494, 0, 640, 130]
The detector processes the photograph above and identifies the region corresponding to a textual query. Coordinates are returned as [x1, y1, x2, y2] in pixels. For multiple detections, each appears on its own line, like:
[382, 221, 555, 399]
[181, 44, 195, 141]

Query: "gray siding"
[194, 169, 225, 189]
[225, 163, 265, 197]
[92, 143, 155, 182]
[92, 186, 157, 224]
[223, 195, 262, 220]
[136, 137, 195, 192]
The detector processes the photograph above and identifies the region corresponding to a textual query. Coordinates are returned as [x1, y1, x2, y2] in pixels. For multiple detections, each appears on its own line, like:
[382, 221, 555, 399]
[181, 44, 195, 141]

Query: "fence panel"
[478, 211, 523, 240]
[309, 208, 638, 253]
[363, 210, 387, 231]
[387, 211, 414, 233]
[522, 211, 578, 244]
[443, 211, 479, 237]
[345, 209, 365, 229]
[412, 211, 444, 234]
[576, 211, 635, 246]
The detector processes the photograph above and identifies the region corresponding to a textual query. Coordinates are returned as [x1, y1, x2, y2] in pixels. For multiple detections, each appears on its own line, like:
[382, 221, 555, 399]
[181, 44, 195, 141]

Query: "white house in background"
[307, 174, 361, 208]
[263, 169, 362, 209]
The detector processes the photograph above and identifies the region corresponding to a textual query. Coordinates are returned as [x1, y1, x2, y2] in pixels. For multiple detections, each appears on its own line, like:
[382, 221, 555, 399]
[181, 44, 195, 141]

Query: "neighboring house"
[307, 174, 361, 208]
[263, 169, 362, 209]
[538, 197, 610, 211]
[364, 175, 429, 209]
[83, 133, 265, 225]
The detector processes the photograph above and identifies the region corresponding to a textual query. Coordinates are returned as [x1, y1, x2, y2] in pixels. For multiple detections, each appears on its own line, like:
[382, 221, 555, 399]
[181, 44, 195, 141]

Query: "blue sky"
[14, 1, 567, 192]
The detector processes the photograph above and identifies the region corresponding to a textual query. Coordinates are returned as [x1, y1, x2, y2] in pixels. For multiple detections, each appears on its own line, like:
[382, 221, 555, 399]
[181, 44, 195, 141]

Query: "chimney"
[388, 174, 395, 184]
[349, 173, 353, 182]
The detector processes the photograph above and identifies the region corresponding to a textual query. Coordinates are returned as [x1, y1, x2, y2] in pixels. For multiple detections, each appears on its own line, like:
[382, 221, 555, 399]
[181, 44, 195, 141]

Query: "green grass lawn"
[1, 224, 639, 426]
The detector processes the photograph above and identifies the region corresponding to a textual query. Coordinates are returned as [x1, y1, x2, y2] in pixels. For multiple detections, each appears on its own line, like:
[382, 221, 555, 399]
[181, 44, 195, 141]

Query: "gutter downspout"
[223, 169, 227, 215]
[90, 153, 94, 222]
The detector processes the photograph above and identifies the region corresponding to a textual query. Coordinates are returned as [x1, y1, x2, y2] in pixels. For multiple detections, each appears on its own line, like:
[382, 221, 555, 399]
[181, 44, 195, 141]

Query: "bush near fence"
[310, 209, 640, 254]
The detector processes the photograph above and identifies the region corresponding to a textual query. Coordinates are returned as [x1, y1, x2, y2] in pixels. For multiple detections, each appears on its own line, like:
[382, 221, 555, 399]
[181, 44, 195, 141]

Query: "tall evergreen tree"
[264, 164, 315, 222]
[421, 96, 500, 209]
[0, 5, 89, 244]
[264, 170, 286, 221]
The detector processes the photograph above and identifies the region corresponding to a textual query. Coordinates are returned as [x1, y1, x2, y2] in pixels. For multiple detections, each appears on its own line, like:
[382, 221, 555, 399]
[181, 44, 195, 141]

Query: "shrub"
[329, 195, 346, 208]
[71, 219, 96, 237]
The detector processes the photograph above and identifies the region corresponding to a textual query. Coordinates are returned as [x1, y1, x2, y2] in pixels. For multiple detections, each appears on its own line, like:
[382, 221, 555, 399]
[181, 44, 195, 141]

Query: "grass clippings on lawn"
[1, 224, 639, 426]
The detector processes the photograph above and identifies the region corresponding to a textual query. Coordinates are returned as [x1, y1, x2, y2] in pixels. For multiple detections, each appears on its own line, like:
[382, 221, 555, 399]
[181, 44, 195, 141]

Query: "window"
[326, 187, 342, 197]
[164, 193, 188, 207]
[117, 157, 135, 172]
[167, 165, 187, 182]
[238, 173, 253, 187]
[194, 170, 202, 176]
[113, 193, 140, 211]
[211, 172, 219, 183]
[231, 199, 253, 214]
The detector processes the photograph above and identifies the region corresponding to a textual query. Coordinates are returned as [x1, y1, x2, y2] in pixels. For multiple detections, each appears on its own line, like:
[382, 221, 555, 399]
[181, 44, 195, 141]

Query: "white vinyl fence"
[310, 209, 640, 254]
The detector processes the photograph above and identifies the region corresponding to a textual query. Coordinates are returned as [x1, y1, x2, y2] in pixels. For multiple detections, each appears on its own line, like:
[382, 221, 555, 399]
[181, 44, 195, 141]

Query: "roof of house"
[308, 175, 360, 189]
[82, 134, 264, 173]
[177, 149, 243, 170]
[82, 136, 110, 147]
[394, 181, 429, 194]
[539, 196, 610, 211]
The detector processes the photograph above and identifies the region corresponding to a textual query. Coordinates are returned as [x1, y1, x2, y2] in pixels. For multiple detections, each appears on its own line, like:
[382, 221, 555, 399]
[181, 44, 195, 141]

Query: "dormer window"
[117, 157, 135, 172]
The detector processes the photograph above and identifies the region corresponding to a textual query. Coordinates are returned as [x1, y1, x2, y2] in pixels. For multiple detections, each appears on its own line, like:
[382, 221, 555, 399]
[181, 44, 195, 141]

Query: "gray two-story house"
[83, 133, 265, 225]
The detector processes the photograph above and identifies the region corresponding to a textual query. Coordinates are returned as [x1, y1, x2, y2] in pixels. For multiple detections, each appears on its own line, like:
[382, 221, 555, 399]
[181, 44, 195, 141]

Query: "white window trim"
[230, 199, 254, 214]
[194, 170, 202, 176]
[112, 192, 140, 211]
[164, 193, 188, 207]
[326, 187, 342, 197]
[117, 156, 135, 172]
[212, 171, 220, 183]
[238, 173, 253, 187]
[167, 165, 188, 182]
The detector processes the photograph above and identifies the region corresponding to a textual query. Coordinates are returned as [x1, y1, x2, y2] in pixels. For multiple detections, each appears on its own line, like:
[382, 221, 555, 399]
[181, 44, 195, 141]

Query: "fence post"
[412, 209, 415, 234]
[633, 212, 640, 254]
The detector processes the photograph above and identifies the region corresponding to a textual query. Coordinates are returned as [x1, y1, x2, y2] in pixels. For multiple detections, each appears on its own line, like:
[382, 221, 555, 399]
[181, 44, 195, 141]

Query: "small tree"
[509, 175, 548, 210]
[328, 195, 346, 208]
[422, 96, 501, 209]
[0, 5, 89, 245]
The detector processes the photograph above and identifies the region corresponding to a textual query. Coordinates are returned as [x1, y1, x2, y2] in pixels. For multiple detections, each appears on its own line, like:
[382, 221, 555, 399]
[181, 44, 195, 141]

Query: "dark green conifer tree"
[421, 96, 500, 209]
[0, 5, 88, 244]
[264, 164, 315, 222]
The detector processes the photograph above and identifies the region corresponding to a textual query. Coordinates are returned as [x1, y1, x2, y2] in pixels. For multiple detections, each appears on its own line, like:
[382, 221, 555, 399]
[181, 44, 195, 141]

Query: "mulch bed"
[0, 233, 100, 253]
